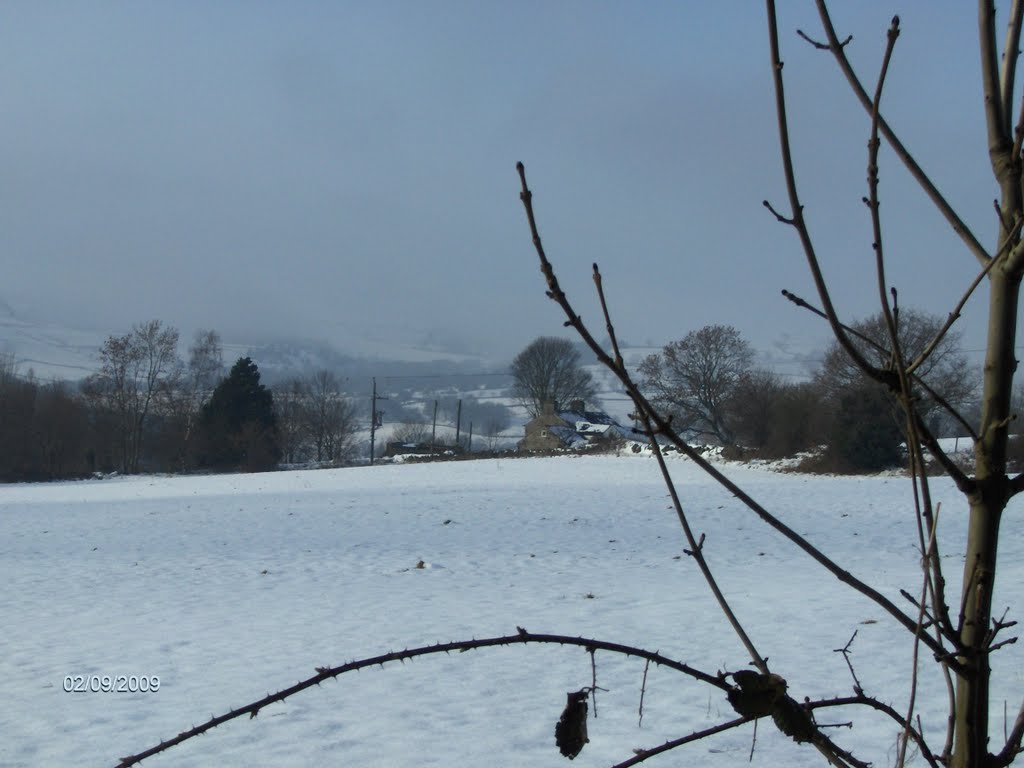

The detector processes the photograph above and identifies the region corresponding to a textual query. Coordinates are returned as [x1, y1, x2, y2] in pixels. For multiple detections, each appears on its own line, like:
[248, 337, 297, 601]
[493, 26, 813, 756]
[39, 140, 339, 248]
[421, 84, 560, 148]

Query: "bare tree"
[638, 325, 754, 448]
[303, 370, 358, 463]
[510, 336, 596, 417]
[167, 329, 224, 467]
[816, 308, 975, 421]
[86, 320, 180, 474]
[390, 418, 433, 446]
[273, 377, 309, 464]
[481, 412, 511, 451]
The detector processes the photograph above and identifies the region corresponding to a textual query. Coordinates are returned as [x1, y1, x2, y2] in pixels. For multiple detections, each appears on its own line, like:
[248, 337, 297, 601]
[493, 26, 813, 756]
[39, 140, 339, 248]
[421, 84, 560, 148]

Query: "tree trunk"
[953, 269, 1019, 767]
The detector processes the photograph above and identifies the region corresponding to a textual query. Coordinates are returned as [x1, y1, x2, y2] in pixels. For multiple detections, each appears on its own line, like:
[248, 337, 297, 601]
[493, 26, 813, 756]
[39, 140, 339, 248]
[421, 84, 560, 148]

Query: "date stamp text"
[62, 675, 160, 693]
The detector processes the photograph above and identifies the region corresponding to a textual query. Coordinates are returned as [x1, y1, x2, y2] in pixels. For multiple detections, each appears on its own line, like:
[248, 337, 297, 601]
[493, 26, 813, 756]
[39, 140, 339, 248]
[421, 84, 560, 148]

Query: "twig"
[1000, 0, 1024, 141]
[595, 262, 770, 673]
[115, 629, 727, 766]
[809, 695, 942, 768]
[899, 482, 941, 767]
[994, 698, 1024, 767]
[520, 157, 947, 658]
[593, 264, 625, 369]
[522, 180, 771, 672]
[833, 631, 865, 696]
[765, 2, 884, 383]
[907, 215, 1020, 379]
[812, 0, 993, 269]
[638, 659, 650, 728]
[797, 28, 851, 50]
[589, 646, 599, 717]
[749, 717, 759, 762]
[610, 715, 754, 768]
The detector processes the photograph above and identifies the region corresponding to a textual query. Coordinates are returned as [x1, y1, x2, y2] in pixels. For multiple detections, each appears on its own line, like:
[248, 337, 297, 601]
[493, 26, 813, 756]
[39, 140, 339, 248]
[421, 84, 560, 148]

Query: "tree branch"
[593, 260, 770, 672]
[906, 218, 1016, 379]
[609, 716, 754, 768]
[982, 1, 1011, 153]
[994, 697, 1024, 767]
[813, 0, 994, 269]
[1007, 470, 1024, 497]
[807, 695, 943, 768]
[1000, 0, 1024, 140]
[517, 160, 950, 660]
[116, 629, 727, 767]
[766, 0, 887, 381]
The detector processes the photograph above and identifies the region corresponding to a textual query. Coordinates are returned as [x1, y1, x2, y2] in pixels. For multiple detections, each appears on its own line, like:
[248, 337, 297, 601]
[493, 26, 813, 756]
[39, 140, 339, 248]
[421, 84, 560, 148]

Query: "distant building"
[519, 399, 635, 452]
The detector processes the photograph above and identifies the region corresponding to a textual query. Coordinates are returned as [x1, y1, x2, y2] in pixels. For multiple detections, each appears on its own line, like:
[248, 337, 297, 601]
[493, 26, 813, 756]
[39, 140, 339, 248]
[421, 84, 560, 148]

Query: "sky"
[0, 2, 1004, 374]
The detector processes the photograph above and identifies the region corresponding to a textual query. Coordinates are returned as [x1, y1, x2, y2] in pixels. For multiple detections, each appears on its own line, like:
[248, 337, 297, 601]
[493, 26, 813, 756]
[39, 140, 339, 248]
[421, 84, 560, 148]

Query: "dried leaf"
[555, 689, 590, 759]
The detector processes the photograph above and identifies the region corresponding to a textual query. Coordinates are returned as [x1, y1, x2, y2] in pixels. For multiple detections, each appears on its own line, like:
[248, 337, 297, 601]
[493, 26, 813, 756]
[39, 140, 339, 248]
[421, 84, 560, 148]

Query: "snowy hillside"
[3, 455, 1020, 766]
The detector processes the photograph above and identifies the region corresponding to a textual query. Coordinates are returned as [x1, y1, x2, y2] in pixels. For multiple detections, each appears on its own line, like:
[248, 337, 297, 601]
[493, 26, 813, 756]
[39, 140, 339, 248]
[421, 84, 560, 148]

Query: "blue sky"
[0, 2, 1000, 373]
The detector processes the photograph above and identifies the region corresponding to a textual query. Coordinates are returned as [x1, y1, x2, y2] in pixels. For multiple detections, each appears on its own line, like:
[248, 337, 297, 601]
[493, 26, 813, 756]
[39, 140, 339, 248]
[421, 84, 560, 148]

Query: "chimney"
[569, 399, 585, 413]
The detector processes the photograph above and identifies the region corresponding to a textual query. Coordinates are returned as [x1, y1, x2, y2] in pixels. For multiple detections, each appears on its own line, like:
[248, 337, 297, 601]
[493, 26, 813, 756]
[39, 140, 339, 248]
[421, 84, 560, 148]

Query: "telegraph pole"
[455, 399, 462, 448]
[430, 400, 438, 453]
[369, 378, 387, 465]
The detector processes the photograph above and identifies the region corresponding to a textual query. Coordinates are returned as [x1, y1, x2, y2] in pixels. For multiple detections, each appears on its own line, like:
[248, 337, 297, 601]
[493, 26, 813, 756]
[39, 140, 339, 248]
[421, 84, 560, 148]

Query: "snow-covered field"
[2, 455, 1021, 767]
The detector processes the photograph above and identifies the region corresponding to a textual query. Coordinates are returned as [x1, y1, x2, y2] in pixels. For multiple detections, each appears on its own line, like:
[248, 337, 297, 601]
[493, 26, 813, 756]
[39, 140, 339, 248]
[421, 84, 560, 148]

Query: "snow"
[2, 455, 1022, 767]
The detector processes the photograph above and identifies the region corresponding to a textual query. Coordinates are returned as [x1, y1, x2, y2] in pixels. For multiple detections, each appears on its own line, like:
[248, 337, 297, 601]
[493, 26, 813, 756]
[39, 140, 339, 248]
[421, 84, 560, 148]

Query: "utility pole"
[467, 420, 473, 454]
[455, 399, 462, 448]
[369, 378, 387, 465]
[430, 400, 438, 453]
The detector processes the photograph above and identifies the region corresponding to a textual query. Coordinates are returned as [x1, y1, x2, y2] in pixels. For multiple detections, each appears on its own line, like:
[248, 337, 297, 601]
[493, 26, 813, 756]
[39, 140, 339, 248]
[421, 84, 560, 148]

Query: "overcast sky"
[0, 2, 1003, 373]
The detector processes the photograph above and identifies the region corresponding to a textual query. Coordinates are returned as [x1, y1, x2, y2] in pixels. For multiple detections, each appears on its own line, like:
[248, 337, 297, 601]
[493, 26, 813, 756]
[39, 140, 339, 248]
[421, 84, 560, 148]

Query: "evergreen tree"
[825, 383, 903, 472]
[198, 357, 280, 472]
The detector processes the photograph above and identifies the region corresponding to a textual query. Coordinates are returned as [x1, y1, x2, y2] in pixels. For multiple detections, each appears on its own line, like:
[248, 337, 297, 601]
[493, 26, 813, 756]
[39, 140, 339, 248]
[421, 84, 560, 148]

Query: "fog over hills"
[0, 295, 822, 406]
[0, 301, 511, 392]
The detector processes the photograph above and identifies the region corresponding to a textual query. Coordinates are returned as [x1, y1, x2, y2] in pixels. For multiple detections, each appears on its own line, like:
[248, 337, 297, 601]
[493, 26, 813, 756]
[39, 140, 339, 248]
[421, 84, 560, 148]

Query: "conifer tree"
[199, 357, 279, 471]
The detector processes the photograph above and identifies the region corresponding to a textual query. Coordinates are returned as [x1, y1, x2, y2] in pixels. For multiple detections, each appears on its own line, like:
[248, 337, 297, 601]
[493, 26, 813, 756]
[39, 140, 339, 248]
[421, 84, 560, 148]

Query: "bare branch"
[808, 696, 943, 768]
[906, 217, 1017, 378]
[897, 489, 941, 768]
[593, 264, 625, 369]
[637, 659, 650, 728]
[116, 629, 726, 767]
[610, 716, 754, 768]
[797, 27, 851, 50]
[994, 698, 1024, 767]
[813, 0, 994, 268]
[592, 262, 769, 672]
[867, 14, 902, 346]
[1000, 0, 1024, 139]
[517, 159, 949, 659]
[1008, 470, 1024, 497]
[982, 1, 1011, 152]
[833, 631, 865, 695]
[766, 2, 887, 380]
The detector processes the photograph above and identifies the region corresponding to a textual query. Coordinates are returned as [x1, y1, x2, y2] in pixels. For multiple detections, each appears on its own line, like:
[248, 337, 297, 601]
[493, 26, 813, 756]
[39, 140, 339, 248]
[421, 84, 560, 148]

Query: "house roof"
[533, 406, 639, 447]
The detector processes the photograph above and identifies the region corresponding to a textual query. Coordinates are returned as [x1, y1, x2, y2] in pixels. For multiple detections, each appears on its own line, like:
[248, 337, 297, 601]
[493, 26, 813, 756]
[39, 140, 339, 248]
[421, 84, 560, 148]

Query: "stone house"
[519, 400, 632, 452]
